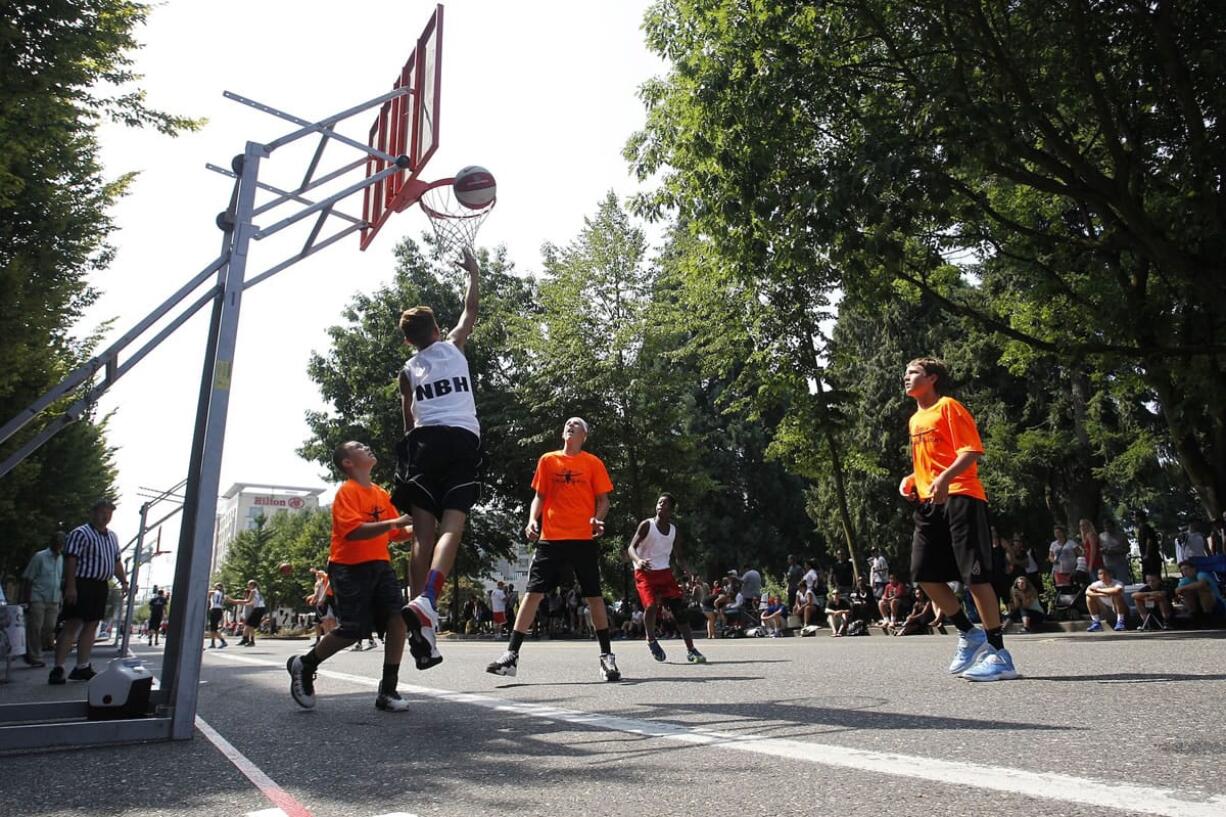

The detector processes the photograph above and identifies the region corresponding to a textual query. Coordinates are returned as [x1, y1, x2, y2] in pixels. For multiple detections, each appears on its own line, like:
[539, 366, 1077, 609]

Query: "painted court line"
[208, 651, 1226, 817]
[195, 714, 315, 817]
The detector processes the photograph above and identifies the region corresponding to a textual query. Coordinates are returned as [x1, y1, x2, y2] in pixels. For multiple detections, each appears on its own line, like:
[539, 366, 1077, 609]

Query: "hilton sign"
[253, 495, 307, 509]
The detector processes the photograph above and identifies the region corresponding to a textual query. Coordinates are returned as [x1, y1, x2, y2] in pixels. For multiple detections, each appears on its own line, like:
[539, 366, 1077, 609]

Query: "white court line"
[208, 651, 1226, 817]
[196, 714, 315, 817]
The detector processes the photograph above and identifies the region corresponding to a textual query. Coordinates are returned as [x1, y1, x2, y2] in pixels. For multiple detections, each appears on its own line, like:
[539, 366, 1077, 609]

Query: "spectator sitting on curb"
[760, 594, 787, 637]
[1085, 567, 1128, 632]
[877, 573, 908, 627]
[793, 582, 818, 628]
[850, 577, 875, 624]
[1174, 560, 1226, 625]
[895, 586, 935, 635]
[824, 587, 851, 637]
[1008, 576, 1046, 633]
[1131, 574, 1173, 629]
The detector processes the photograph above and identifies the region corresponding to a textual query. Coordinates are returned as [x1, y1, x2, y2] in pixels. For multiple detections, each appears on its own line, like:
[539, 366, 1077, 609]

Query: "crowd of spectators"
[442, 510, 1225, 643]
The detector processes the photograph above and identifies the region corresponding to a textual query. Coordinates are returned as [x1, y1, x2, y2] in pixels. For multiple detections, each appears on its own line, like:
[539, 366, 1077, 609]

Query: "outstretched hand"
[456, 246, 479, 275]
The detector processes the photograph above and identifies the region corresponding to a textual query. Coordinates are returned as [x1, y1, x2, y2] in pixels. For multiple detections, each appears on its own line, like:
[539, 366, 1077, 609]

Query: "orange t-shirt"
[908, 396, 987, 501]
[531, 450, 614, 541]
[330, 480, 410, 564]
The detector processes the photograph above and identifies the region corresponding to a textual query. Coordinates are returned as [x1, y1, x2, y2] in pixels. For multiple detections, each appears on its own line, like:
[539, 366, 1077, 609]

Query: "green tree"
[627, 0, 1226, 520]
[0, 1, 197, 580]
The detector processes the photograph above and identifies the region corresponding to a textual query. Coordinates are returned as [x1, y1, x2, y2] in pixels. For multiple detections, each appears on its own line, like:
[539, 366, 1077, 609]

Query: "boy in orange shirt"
[287, 441, 414, 711]
[486, 417, 620, 681]
[899, 357, 1018, 681]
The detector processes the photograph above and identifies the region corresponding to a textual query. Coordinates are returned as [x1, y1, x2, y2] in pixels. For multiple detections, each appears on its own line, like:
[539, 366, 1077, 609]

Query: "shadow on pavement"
[1027, 671, 1226, 683]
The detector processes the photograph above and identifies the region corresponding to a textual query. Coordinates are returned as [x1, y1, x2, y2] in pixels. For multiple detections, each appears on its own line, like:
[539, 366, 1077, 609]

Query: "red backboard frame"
[360, 4, 443, 251]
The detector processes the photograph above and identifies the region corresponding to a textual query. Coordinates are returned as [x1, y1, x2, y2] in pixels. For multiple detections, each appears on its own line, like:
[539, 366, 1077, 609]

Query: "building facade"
[212, 483, 325, 573]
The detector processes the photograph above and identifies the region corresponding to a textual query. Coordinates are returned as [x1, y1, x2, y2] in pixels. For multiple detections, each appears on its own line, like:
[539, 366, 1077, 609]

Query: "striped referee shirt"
[64, 523, 120, 581]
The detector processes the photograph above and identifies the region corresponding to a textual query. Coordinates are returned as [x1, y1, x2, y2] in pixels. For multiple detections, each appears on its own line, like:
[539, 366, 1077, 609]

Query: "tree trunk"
[1145, 361, 1224, 520]
[814, 378, 861, 583]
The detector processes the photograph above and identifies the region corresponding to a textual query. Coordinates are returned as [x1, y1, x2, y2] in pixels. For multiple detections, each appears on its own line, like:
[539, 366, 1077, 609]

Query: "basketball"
[453, 165, 496, 210]
[277, 562, 293, 576]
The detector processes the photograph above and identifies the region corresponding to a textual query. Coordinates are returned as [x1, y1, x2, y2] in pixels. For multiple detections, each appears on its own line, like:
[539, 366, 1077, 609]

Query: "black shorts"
[328, 560, 402, 640]
[62, 578, 110, 623]
[526, 540, 602, 597]
[910, 494, 993, 587]
[314, 602, 334, 623]
[148, 615, 164, 631]
[245, 607, 266, 628]
[208, 608, 223, 630]
[392, 425, 482, 519]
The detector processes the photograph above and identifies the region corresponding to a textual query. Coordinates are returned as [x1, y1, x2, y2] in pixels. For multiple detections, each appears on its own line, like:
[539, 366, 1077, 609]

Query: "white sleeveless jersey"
[637, 521, 676, 570]
[403, 341, 480, 437]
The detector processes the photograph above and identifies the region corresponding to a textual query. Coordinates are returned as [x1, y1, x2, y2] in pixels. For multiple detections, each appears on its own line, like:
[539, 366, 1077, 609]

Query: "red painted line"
[195, 715, 315, 817]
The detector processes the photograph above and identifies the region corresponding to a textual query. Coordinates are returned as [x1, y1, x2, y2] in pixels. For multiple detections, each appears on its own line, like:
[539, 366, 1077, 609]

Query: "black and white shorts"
[910, 494, 993, 587]
[392, 426, 482, 518]
[526, 540, 603, 597]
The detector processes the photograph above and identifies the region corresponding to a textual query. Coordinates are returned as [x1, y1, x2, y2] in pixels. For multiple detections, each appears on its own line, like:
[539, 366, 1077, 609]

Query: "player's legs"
[966, 584, 1002, 630]
[76, 619, 99, 668]
[643, 602, 658, 636]
[409, 508, 437, 598]
[54, 618, 83, 669]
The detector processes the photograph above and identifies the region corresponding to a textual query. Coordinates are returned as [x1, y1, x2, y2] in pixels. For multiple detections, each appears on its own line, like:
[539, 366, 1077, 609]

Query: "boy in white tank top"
[627, 493, 706, 664]
[393, 248, 483, 671]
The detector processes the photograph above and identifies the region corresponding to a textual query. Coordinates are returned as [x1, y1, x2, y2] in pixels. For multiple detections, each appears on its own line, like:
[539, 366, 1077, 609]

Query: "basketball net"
[419, 183, 495, 256]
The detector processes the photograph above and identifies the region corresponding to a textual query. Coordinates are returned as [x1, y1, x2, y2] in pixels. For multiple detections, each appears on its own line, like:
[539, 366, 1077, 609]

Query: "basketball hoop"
[419, 179, 495, 255]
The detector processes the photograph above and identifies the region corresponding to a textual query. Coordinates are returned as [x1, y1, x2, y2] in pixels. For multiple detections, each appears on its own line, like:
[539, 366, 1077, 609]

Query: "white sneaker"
[599, 653, 621, 682]
[405, 596, 440, 629]
[403, 598, 443, 670]
[486, 650, 518, 677]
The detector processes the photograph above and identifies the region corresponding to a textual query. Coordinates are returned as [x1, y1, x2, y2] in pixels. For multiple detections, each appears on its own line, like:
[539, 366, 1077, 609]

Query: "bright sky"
[81, 1, 665, 588]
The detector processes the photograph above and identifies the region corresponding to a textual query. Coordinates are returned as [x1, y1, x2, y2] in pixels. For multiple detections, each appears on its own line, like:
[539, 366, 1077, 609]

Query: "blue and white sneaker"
[1086, 620, 1103, 632]
[948, 627, 989, 674]
[647, 639, 666, 662]
[1113, 619, 1127, 632]
[962, 647, 1019, 682]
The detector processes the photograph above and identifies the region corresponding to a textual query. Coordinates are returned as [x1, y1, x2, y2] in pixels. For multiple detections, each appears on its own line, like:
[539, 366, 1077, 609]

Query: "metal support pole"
[162, 142, 264, 740]
[120, 502, 150, 657]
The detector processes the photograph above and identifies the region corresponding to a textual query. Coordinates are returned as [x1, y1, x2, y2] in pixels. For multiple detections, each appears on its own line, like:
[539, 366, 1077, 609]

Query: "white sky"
[79, 0, 665, 588]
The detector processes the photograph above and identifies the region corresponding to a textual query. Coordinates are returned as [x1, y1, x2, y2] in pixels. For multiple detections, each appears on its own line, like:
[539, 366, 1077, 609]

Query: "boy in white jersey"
[393, 248, 482, 670]
[627, 494, 706, 664]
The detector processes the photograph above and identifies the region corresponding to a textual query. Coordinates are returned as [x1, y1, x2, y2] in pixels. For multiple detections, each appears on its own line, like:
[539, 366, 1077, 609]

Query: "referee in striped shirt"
[50, 498, 129, 685]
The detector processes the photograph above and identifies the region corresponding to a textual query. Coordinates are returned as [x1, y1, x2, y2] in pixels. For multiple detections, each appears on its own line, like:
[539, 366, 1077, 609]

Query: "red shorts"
[635, 568, 683, 608]
[492, 611, 507, 625]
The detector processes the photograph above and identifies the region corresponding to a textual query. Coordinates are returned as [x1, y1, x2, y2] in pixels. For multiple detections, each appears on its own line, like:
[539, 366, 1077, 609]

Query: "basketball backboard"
[360, 3, 443, 250]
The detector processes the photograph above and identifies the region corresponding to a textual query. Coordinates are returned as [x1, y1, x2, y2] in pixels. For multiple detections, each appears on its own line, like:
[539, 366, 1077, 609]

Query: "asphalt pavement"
[3, 628, 1224, 817]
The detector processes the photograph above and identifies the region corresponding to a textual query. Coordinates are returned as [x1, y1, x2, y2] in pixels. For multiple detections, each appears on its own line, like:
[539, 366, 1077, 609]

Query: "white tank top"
[209, 590, 224, 609]
[251, 589, 264, 608]
[403, 341, 480, 437]
[637, 521, 676, 570]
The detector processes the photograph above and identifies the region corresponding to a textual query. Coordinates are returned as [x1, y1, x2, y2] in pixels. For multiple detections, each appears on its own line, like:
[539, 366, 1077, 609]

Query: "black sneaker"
[375, 688, 409, 712]
[48, 666, 66, 685]
[485, 650, 518, 677]
[68, 665, 96, 681]
[287, 656, 316, 709]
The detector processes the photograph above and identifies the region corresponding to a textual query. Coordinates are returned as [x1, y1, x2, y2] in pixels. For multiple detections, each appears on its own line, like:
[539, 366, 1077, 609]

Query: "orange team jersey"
[531, 450, 614, 541]
[330, 480, 410, 564]
[908, 395, 987, 502]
